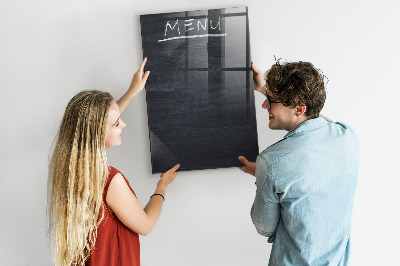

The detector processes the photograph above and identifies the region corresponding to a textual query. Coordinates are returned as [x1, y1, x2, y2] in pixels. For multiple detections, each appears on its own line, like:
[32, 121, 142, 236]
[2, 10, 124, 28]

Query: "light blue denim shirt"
[252, 117, 358, 266]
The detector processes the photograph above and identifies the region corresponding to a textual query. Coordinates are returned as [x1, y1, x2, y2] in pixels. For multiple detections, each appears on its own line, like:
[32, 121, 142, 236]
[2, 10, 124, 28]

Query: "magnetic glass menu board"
[140, 6, 259, 173]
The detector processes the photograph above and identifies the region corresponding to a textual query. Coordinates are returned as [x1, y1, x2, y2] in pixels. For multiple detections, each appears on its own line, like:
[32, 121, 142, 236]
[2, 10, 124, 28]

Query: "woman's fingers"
[139, 57, 148, 73]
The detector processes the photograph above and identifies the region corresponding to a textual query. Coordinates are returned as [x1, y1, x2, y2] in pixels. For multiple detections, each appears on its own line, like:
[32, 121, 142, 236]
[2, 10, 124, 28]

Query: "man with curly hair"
[239, 60, 359, 266]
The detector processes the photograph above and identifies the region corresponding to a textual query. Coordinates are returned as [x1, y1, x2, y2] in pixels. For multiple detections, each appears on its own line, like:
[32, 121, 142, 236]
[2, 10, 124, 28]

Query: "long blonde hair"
[48, 90, 113, 265]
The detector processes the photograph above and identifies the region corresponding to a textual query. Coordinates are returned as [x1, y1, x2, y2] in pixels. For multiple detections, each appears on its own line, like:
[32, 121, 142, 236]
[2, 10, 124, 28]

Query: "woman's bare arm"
[106, 164, 180, 235]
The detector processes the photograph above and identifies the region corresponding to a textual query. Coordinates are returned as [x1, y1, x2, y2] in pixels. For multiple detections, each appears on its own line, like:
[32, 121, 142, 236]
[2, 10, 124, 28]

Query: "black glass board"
[140, 6, 259, 173]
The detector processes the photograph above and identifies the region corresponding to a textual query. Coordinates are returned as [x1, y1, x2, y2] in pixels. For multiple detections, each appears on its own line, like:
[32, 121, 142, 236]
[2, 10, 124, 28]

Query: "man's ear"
[295, 105, 307, 117]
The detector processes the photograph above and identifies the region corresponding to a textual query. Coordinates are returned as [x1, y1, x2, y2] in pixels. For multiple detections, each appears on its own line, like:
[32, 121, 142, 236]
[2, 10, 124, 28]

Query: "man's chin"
[268, 121, 276, 129]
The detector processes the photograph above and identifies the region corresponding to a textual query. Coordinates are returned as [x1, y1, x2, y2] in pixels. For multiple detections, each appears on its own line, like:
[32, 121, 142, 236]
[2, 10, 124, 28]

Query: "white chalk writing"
[210, 17, 221, 31]
[184, 19, 194, 32]
[161, 16, 225, 42]
[158, 33, 227, 42]
[165, 19, 180, 36]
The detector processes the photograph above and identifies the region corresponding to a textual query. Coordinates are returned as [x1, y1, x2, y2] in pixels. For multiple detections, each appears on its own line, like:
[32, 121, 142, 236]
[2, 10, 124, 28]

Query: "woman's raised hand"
[128, 57, 150, 95]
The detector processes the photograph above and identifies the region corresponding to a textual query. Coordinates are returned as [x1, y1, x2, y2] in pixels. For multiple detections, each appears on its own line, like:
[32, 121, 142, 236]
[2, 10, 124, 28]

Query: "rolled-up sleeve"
[251, 155, 280, 242]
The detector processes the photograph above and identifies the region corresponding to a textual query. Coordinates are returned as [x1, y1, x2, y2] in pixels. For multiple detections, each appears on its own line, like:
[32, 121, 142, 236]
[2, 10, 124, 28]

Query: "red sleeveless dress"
[86, 166, 140, 266]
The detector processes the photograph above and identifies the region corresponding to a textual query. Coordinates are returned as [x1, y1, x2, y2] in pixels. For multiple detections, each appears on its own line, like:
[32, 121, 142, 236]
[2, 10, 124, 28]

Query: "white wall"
[1, 0, 399, 265]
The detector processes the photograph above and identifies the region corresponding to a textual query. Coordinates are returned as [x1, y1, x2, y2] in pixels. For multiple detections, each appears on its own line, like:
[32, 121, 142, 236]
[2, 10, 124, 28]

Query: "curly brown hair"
[266, 60, 327, 118]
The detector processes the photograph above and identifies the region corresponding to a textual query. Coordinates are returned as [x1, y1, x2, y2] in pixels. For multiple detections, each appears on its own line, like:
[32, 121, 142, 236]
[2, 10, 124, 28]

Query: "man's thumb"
[238, 156, 249, 166]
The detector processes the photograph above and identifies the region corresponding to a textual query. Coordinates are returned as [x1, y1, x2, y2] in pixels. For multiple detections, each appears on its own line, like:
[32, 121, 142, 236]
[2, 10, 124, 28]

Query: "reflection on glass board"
[140, 6, 259, 173]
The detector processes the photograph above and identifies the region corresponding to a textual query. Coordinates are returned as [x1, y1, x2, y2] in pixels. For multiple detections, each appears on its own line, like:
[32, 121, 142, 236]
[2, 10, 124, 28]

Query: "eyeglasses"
[266, 94, 282, 108]
[262, 85, 282, 108]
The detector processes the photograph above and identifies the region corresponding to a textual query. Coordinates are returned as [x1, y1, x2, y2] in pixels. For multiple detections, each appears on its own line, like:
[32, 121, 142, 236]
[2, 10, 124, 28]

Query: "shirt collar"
[284, 117, 328, 139]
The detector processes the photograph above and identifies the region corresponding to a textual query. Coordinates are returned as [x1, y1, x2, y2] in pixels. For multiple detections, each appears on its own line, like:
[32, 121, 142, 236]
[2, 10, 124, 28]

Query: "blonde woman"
[48, 58, 180, 266]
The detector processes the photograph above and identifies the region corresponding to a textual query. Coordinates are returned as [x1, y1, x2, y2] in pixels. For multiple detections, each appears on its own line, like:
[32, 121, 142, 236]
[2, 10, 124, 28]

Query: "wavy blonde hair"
[48, 90, 113, 265]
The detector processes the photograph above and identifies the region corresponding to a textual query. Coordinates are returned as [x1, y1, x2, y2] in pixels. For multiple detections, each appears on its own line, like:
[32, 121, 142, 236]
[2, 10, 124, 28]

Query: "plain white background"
[1, 0, 399, 265]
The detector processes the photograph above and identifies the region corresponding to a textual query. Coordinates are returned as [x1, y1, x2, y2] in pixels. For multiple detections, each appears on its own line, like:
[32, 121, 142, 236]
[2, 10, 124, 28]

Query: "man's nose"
[262, 99, 270, 110]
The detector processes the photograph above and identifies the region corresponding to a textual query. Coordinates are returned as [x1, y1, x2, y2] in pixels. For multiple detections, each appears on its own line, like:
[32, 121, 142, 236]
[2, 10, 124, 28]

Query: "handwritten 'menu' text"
[164, 17, 222, 36]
